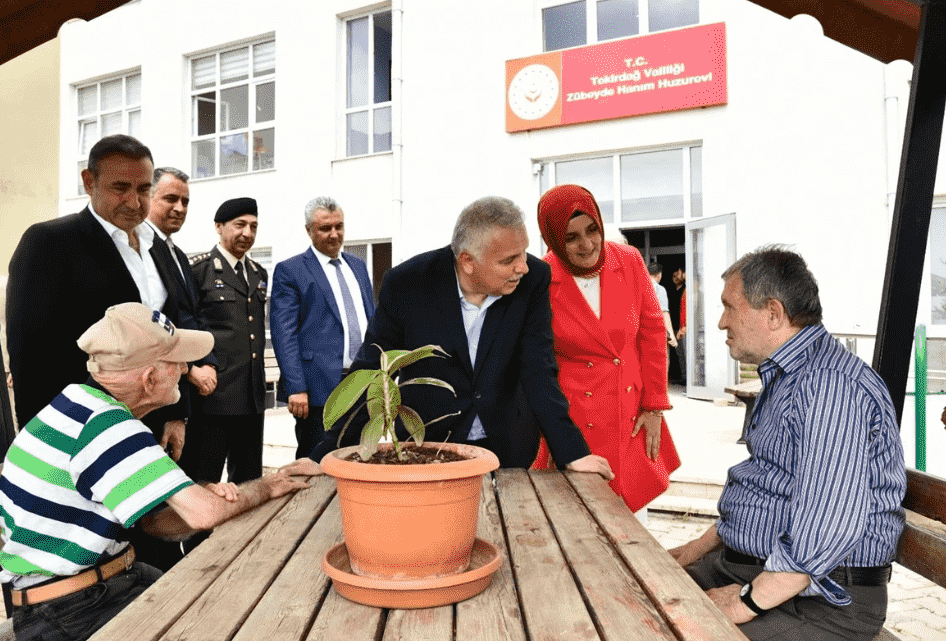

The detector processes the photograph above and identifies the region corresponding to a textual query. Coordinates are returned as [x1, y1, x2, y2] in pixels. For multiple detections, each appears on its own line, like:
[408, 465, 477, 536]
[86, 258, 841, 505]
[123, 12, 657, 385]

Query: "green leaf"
[323, 370, 379, 430]
[399, 377, 456, 396]
[386, 345, 449, 374]
[367, 373, 401, 439]
[398, 406, 426, 446]
[336, 400, 367, 447]
[357, 413, 386, 460]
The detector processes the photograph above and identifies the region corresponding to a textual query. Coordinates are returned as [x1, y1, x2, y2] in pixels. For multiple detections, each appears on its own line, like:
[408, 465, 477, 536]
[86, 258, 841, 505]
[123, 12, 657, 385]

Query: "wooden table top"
[91, 469, 747, 641]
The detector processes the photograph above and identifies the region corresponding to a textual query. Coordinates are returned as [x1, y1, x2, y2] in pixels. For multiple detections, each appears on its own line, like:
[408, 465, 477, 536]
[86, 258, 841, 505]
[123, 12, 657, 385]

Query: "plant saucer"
[322, 538, 502, 609]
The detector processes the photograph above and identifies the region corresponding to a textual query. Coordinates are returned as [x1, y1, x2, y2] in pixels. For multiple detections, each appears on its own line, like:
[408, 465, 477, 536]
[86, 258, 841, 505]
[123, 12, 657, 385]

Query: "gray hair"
[154, 167, 189, 185]
[450, 196, 526, 258]
[722, 245, 822, 327]
[304, 196, 341, 228]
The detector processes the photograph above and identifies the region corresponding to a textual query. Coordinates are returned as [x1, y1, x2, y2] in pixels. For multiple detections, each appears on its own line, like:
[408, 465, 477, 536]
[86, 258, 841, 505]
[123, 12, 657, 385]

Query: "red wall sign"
[506, 22, 727, 132]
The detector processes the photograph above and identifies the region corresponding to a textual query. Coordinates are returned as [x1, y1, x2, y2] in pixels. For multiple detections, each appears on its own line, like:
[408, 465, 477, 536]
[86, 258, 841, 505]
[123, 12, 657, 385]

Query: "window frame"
[540, 0, 700, 52]
[343, 8, 393, 158]
[188, 36, 276, 180]
[74, 70, 142, 195]
[537, 143, 703, 227]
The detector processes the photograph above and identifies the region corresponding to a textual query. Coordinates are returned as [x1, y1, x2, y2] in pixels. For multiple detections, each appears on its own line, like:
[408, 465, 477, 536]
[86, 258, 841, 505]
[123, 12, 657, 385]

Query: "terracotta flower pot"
[320, 442, 500, 581]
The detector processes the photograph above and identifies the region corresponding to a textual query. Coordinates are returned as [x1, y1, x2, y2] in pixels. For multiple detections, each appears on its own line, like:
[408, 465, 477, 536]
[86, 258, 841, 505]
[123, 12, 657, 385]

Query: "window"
[190, 39, 275, 179]
[345, 10, 392, 156]
[539, 144, 702, 223]
[76, 72, 141, 194]
[931, 207, 946, 326]
[344, 241, 392, 303]
[543, 0, 698, 51]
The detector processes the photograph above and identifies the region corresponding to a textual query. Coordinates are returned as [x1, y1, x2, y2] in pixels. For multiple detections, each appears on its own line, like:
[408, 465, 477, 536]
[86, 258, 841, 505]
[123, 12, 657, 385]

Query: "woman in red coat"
[532, 184, 680, 512]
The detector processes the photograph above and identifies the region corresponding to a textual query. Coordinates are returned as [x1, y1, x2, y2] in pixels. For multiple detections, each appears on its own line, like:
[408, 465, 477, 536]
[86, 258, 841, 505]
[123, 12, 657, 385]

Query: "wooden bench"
[870, 468, 946, 640]
[725, 379, 762, 444]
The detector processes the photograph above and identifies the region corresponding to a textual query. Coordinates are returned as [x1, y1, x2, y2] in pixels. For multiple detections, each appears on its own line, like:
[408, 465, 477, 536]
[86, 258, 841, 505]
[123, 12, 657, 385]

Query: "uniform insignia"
[213, 257, 223, 271]
[214, 279, 225, 289]
[248, 260, 259, 273]
[188, 251, 211, 266]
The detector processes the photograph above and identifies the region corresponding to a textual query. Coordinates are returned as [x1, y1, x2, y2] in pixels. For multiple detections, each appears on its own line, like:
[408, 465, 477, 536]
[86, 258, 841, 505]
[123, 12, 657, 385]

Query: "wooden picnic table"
[90, 469, 747, 641]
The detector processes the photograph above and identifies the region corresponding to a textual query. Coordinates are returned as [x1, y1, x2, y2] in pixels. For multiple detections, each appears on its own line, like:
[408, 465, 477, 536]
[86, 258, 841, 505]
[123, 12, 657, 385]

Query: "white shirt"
[456, 273, 500, 441]
[88, 204, 167, 312]
[572, 273, 601, 318]
[311, 247, 370, 369]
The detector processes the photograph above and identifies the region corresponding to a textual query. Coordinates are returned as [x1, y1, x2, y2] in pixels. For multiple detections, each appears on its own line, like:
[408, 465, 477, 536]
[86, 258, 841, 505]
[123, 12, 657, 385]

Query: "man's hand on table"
[281, 458, 324, 476]
[706, 584, 756, 625]
[160, 420, 186, 460]
[264, 470, 311, 498]
[206, 481, 240, 502]
[288, 392, 309, 419]
[565, 454, 615, 480]
[188, 364, 217, 396]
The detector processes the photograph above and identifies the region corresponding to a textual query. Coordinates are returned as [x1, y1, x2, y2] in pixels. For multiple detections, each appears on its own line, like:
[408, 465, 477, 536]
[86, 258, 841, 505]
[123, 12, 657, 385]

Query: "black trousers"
[295, 406, 325, 460]
[195, 413, 264, 483]
[685, 549, 887, 641]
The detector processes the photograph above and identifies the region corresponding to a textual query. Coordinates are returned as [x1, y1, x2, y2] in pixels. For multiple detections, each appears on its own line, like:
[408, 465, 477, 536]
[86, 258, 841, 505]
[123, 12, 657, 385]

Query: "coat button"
[613, 358, 621, 365]
[586, 423, 594, 429]
[474, 392, 481, 399]
[250, 334, 255, 340]
[585, 391, 592, 397]
[247, 297, 252, 303]
[219, 296, 225, 300]
[248, 315, 254, 322]
[626, 386, 632, 392]
[253, 353, 258, 359]
[586, 362, 593, 368]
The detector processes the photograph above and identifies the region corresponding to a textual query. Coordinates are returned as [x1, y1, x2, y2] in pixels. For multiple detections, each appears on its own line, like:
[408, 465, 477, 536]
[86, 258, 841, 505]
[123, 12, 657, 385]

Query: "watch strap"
[740, 583, 768, 616]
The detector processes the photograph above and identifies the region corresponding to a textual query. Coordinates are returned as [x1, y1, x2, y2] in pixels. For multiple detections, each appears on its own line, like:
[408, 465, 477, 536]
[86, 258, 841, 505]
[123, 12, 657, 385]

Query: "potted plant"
[319, 345, 500, 585]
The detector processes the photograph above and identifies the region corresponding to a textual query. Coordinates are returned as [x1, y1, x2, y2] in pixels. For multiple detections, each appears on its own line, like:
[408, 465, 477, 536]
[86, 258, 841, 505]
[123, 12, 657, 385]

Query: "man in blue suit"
[270, 197, 375, 458]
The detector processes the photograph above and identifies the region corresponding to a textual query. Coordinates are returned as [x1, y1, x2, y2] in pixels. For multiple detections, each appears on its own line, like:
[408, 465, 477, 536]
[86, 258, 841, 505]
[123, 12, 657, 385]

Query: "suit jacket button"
[249, 315, 254, 322]
[474, 392, 481, 399]
[586, 423, 594, 429]
[219, 295, 225, 300]
[585, 391, 592, 397]
[586, 362, 593, 367]
[248, 297, 252, 303]
[613, 358, 621, 365]
[253, 353, 258, 359]
[250, 334, 255, 340]
[626, 386, 632, 392]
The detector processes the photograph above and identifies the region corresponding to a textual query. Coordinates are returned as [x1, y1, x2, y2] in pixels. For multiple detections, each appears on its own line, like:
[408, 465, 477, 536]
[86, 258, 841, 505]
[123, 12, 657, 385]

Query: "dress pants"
[295, 406, 325, 460]
[195, 413, 264, 484]
[685, 549, 887, 641]
[12, 562, 161, 641]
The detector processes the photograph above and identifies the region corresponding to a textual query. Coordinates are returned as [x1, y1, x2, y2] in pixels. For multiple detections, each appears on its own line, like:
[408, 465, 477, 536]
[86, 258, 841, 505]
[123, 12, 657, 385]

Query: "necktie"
[330, 258, 362, 360]
[235, 260, 248, 289]
[165, 238, 186, 281]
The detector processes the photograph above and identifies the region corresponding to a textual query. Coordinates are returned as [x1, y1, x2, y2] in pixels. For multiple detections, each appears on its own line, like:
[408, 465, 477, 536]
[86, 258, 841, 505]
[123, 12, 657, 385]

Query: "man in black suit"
[6, 135, 164, 428]
[190, 198, 267, 485]
[287, 196, 613, 479]
[144, 167, 218, 466]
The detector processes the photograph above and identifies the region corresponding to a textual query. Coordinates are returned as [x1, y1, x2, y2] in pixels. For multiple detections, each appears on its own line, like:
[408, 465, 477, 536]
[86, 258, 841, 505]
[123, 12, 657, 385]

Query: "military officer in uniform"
[189, 197, 267, 484]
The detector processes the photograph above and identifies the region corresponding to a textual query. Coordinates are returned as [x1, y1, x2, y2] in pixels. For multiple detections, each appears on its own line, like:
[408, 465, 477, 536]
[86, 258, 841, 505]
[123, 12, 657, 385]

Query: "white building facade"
[56, 0, 946, 424]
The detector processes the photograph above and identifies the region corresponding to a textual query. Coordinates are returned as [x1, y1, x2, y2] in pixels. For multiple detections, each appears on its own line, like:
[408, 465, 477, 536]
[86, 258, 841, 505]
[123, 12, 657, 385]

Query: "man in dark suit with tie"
[190, 198, 267, 485]
[270, 197, 375, 459]
[6, 135, 159, 428]
[285, 196, 613, 480]
[144, 168, 218, 466]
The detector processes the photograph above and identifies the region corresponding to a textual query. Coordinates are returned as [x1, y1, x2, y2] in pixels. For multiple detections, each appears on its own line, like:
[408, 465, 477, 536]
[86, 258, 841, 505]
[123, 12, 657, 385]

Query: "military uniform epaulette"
[189, 251, 213, 266]
[247, 258, 261, 273]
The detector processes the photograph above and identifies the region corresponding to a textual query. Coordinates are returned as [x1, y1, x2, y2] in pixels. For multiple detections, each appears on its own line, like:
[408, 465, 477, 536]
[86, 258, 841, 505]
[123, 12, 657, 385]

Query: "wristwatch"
[739, 582, 768, 616]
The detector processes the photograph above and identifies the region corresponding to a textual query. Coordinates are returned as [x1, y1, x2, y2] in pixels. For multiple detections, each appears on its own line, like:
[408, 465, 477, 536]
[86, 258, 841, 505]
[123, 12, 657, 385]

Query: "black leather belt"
[723, 547, 891, 586]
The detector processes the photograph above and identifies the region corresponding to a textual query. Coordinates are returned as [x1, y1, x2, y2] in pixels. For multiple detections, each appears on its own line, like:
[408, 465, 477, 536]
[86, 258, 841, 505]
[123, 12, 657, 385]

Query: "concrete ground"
[259, 383, 946, 640]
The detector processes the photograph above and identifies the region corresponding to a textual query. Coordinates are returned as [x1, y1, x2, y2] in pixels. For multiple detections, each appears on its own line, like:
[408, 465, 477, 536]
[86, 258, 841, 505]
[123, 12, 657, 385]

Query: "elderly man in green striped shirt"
[0, 303, 308, 641]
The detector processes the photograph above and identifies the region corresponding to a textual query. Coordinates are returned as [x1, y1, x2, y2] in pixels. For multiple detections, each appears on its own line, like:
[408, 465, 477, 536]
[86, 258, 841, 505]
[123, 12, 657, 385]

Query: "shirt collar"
[761, 323, 828, 378]
[146, 219, 169, 242]
[216, 243, 245, 270]
[310, 245, 343, 267]
[455, 269, 500, 311]
[89, 203, 153, 247]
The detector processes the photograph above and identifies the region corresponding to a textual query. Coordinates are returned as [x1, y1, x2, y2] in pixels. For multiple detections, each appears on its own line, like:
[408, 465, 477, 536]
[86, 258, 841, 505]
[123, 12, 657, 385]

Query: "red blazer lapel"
[546, 253, 616, 357]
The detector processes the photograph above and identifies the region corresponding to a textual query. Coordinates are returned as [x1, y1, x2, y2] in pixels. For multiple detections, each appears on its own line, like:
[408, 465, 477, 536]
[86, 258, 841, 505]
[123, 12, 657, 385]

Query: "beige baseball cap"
[78, 303, 214, 372]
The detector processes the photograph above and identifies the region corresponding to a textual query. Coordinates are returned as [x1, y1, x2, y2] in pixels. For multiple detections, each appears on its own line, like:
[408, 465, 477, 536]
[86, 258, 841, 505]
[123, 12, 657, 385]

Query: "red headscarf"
[537, 184, 607, 276]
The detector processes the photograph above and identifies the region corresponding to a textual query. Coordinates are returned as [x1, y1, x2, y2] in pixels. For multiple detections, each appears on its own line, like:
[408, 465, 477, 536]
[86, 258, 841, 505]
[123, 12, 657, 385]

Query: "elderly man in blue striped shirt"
[670, 247, 905, 641]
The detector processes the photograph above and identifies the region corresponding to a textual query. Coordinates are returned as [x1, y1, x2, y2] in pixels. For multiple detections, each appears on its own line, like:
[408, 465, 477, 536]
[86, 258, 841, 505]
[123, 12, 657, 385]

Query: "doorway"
[623, 226, 686, 384]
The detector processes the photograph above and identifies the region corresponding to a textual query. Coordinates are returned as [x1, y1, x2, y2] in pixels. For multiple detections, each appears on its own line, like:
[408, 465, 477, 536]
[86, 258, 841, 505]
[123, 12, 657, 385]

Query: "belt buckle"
[123, 549, 134, 572]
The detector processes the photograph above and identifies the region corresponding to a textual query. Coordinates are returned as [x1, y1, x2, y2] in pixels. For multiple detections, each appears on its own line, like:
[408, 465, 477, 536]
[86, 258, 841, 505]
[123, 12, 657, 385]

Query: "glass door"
[685, 213, 737, 400]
